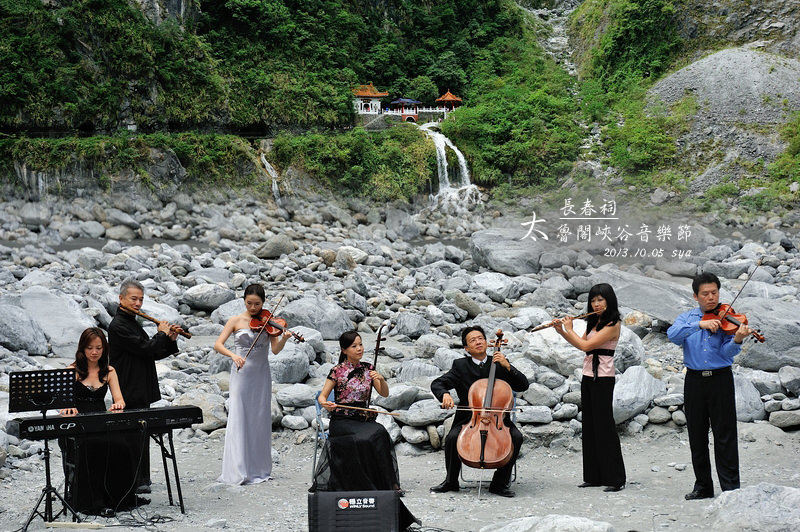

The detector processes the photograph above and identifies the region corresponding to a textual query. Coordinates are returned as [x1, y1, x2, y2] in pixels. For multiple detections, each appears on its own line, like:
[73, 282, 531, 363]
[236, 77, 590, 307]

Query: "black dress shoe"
[603, 484, 625, 492]
[684, 489, 713, 500]
[578, 482, 599, 488]
[135, 496, 151, 506]
[430, 481, 459, 493]
[135, 484, 151, 494]
[488, 486, 515, 498]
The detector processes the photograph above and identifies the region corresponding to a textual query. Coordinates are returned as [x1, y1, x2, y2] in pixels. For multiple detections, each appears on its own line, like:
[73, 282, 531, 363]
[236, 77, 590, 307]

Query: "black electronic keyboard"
[8, 405, 203, 440]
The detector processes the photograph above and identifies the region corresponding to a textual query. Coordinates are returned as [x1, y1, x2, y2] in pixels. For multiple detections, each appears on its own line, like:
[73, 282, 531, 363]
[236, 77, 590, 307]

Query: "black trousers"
[581, 376, 626, 487]
[443, 418, 522, 489]
[684, 367, 740, 493]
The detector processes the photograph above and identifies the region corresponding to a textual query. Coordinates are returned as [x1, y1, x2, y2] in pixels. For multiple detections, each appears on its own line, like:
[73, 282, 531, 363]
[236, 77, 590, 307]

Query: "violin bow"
[719, 257, 761, 321]
[365, 320, 390, 411]
[239, 294, 284, 371]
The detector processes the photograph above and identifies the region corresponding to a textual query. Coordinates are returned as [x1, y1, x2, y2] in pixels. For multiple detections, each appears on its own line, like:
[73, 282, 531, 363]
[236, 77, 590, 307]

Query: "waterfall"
[260, 154, 282, 207]
[419, 123, 480, 214]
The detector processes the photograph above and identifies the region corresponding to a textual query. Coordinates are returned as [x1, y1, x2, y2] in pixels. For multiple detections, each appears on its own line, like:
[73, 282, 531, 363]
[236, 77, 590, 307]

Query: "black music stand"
[9, 369, 81, 531]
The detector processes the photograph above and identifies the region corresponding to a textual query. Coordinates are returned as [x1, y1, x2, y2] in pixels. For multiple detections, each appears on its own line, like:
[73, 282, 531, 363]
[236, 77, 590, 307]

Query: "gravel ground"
[2, 420, 798, 532]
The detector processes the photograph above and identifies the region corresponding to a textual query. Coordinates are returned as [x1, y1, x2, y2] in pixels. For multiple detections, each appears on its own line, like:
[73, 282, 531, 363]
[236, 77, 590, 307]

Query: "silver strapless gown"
[218, 329, 273, 484]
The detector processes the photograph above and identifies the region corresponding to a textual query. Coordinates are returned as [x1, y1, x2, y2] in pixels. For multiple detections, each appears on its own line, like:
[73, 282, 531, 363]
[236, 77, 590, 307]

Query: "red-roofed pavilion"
[436, 90, 462, 111]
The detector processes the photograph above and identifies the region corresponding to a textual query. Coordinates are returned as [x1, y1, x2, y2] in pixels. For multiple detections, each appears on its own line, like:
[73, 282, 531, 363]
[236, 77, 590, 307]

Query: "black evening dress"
[60, 382, 139, 514]
[310, 361, 418, 530]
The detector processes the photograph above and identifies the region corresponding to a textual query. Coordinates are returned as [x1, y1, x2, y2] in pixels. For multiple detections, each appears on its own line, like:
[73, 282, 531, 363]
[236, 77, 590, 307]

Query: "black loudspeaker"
[308, 490, 400, 532]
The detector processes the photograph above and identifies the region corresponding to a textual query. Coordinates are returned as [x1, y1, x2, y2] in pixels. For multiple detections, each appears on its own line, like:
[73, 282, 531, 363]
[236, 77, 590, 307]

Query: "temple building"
[435, 90, 462, 110]
[352, 82, 388, 114]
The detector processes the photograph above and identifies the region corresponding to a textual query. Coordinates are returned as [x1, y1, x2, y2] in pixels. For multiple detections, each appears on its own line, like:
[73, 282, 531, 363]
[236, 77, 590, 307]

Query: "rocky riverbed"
[1, 186, 799, 532]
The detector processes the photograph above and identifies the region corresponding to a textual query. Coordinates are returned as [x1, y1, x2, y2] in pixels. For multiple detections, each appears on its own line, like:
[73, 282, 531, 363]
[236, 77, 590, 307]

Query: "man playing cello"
[430, 326, 529, 497]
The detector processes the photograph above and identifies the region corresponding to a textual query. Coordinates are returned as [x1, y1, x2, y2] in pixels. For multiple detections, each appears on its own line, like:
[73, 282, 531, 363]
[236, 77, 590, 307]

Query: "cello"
[456, 330, 514, 470]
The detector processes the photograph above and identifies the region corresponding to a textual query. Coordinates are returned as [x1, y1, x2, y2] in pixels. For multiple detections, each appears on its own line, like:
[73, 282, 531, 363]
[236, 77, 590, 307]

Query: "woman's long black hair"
[74, 327, 110, 382]
[585, 283, 620, 331]
[337, 330, 362, 364]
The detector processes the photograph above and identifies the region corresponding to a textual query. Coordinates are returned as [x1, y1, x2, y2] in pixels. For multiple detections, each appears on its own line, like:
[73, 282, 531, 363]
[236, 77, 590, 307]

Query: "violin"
[249, 309, 305, 343]
[703, 304, 765, 343]
[456, 330, 514, 470]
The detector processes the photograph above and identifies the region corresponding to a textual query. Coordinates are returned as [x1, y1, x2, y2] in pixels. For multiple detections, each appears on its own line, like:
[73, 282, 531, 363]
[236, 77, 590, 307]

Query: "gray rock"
[478, 515, 614, 532]
[275, 384, 316, 408]
[372, 384, 419, 411]
[401, 425, 429, 444]
[551, 403, 578, 420]
[536, 369, 565, 390]
[702, 259, 755, 281]
[734, 299, 800, 372]
[175, 390, 227, 431]
[778, 366, 800, 396]
[521, 383, 558, 407]
[515, 406, 553, 424]
[182, 284, 236, 311]
[783, 398, 800, 411]
[444, 289, 482, 319]
[281, 415, 309, 430]
[210, 299, 245, 325]
[344, 289, 367, 315]
[187, 268, 233, 286]
[473, 272, 519, 303]
[470, 228, 544, 275]
[62, 247, 108, 271]
[20, 202, 51, 228]
[105, 207, 140, 229]
[654, 393, 684, 407]
[254, 234, 296, 259]
[769, 410, 800, 429]
[672, 410, 687, 425]
[105, 225, 136, 241]
[415, 334, 451, 359]
[433, 348, 464, 372]
[20, 286, 96, 357]
[280, 296, 353, 340]
[647, 406, 672, 424]
[396, 360, 440, 382]
[270, 349, 310, 384]
[0, 304, 49, 355]
[385, 207, 420, 240]
[394, 312, 430, 339]
[655, 258, 697, 278]
[734, 374, 766, 422]
[613, 366, 667, 424]
[394, 399, 451, 427]
[706, 482, 800, 532]
[740, 369, 784, 395]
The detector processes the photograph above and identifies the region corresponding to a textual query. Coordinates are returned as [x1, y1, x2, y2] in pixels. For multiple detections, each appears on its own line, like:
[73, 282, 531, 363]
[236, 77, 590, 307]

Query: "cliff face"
[567, 0, 799, 201]
[675, 0, 800, 57]
[130, 0, 199, 26]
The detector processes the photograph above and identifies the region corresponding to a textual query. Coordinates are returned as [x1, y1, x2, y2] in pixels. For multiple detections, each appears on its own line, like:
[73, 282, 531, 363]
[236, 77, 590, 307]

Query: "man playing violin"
[108, 278, 182, 493]
[430, 325, 529, 497]
[667, 272, 753, 501]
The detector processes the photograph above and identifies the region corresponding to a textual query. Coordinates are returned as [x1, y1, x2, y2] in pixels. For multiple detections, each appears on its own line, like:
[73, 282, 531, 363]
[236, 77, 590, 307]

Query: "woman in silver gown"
[213, 284, 292, 485]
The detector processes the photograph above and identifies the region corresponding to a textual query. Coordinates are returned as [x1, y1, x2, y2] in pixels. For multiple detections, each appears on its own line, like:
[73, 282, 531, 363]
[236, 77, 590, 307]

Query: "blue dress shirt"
[667, 308, 742, 370]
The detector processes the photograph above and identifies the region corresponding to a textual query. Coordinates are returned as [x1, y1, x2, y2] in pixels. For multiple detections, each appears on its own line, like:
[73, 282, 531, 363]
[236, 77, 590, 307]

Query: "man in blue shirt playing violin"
[667, 272, 753, 500]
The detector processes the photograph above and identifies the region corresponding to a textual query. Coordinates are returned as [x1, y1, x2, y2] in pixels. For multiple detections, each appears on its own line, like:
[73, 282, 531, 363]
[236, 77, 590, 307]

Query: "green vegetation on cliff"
[272, 125, 436, 201]
[441, 21, 582, 187]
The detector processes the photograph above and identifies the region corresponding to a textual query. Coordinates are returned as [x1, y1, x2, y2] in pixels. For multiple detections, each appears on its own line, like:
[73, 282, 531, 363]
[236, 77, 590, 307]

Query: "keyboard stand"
[151, 430, 186, 513]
